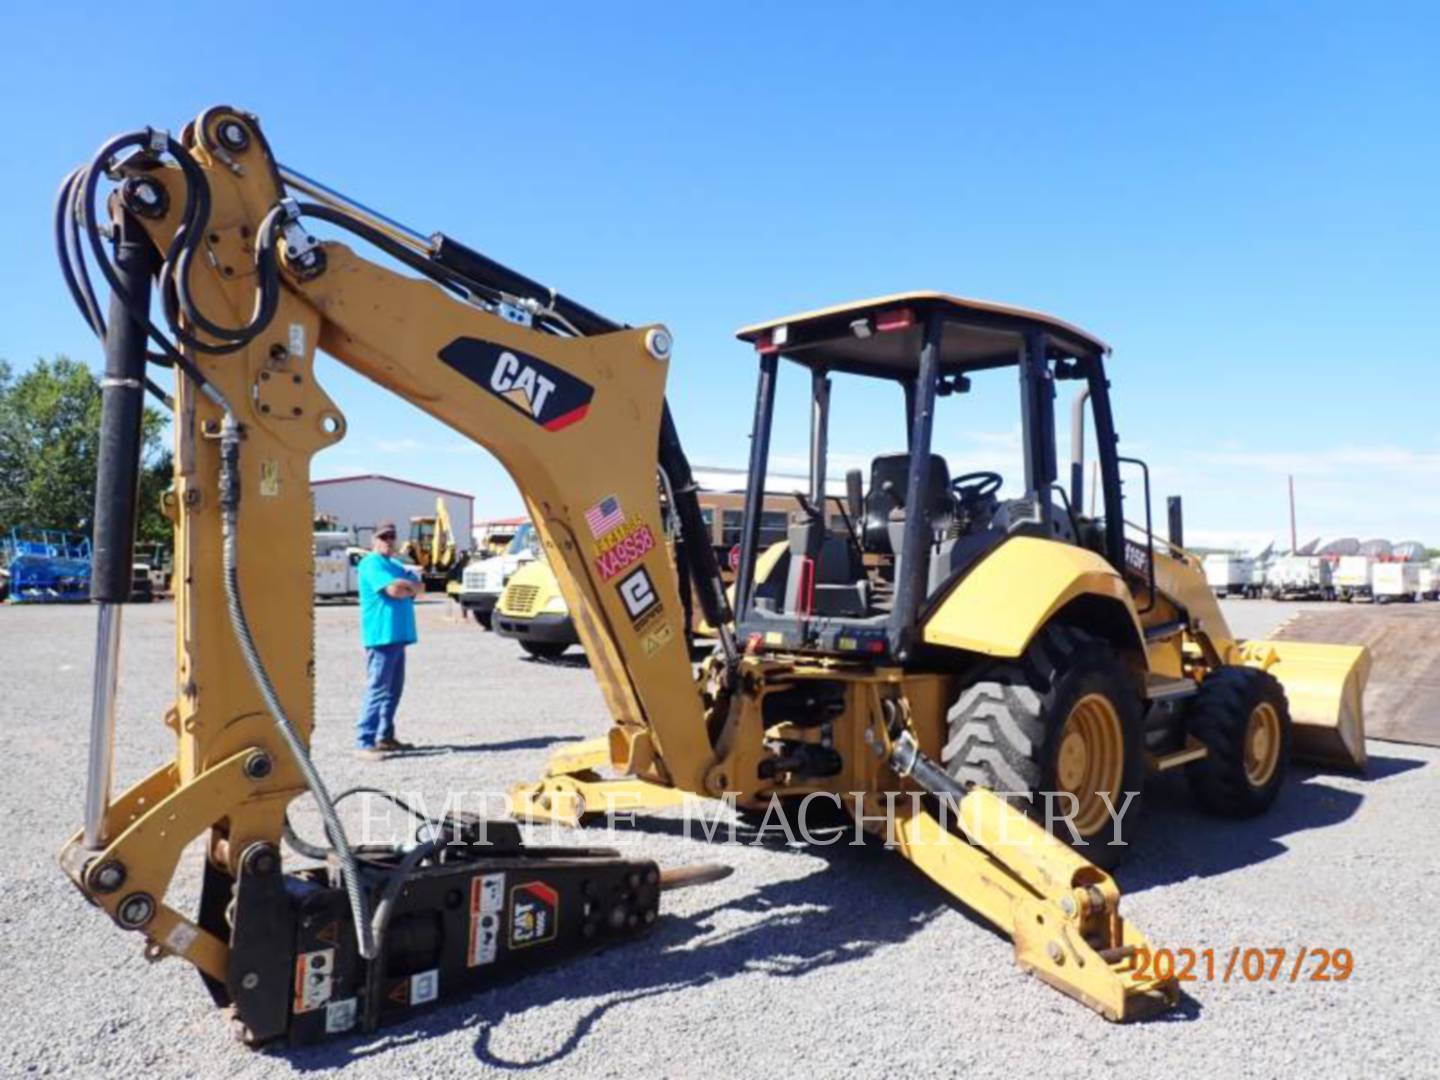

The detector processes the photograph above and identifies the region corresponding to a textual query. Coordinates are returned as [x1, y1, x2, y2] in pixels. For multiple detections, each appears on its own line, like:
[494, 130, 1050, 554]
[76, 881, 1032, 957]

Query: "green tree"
[0, 356, 170, 544]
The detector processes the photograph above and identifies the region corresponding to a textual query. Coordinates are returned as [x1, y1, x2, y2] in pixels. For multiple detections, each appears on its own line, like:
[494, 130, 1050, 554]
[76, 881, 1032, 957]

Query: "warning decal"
[293, 948, 335, 1014]
[468, 872, 505, 967]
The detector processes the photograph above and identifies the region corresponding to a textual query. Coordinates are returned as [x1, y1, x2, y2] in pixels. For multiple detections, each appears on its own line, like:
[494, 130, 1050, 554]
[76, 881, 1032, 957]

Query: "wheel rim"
[1055, 692, 1126, 837]
[1244, 702, 1282, 787]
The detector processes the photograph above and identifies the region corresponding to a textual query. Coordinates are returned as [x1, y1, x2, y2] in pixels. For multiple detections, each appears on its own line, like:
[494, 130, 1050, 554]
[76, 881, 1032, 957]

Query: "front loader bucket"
[1240, 639, 1371, 772]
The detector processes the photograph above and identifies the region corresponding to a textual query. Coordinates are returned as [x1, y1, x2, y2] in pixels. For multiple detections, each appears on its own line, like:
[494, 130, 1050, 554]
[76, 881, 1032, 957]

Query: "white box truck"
[1203, 553, 1254, 598]
[1373, 561, 1422, 604]
[1417, 564, 1437, 602]
[1265, 555, 1334, 600]
[1333, 555, 1374, 602]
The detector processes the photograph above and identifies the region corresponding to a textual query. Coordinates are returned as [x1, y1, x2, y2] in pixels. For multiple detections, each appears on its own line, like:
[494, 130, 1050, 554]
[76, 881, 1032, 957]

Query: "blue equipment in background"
[2, 528, 92, 603]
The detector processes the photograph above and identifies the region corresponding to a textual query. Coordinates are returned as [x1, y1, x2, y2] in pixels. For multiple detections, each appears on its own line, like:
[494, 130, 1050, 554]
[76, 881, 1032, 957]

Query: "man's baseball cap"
[375, 521, 398, 539]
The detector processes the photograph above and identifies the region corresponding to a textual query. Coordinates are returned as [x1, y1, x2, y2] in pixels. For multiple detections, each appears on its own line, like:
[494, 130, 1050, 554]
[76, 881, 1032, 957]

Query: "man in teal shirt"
[355, 521, 421, 758]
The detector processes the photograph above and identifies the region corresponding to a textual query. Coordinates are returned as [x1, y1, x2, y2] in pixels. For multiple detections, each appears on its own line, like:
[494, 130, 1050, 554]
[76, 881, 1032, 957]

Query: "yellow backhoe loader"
[57, 106, 1369, 1046]
[401, 495, 462, 591]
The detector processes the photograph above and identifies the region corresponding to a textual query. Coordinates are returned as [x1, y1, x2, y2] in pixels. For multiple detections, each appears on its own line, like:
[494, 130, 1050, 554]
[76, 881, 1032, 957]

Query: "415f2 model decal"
[439, 338, 595, 431]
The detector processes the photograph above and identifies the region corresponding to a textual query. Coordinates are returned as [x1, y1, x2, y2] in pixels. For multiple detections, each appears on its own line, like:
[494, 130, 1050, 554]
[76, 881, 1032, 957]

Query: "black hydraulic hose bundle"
[54, 128, 271, 401]
[54, 167, 169, 403]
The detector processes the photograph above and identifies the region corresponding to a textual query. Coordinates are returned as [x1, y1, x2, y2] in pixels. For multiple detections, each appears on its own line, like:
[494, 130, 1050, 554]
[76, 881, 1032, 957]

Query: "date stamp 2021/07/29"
[1130, 947, 1354, 983]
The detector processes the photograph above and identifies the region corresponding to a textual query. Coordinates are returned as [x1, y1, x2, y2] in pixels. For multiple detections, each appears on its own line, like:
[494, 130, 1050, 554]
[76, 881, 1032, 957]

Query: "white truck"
[1265, 554, 1334, 600]
[1373, 561, 1423, 604]
[314, 528, 365, 602]
[458, 521, 539, 627]
[1203, 553, 1254, 598]
[1333, 555, 1374, 602]
[1418, 564, 1438, 602]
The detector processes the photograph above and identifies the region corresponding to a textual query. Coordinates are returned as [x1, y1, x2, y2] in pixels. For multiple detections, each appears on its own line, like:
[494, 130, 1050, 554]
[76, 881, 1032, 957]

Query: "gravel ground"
[2, 597, 1437, 1079]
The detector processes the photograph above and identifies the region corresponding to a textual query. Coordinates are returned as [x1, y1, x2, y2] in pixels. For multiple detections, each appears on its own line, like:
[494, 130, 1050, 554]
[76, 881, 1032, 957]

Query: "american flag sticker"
[584, 495, 625, 538]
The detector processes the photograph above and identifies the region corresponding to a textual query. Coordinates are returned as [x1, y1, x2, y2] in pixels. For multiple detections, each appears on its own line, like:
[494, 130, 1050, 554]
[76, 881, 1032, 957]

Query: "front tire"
[1186, 666, 1291, 817]
[941, 625, 1146, 869]
[471, 609, 492, 629]
[521, 641, 568, 660]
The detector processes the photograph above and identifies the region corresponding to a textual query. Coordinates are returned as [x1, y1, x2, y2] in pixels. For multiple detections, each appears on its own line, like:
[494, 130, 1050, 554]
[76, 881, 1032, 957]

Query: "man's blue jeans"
[357, 643, 407, 748]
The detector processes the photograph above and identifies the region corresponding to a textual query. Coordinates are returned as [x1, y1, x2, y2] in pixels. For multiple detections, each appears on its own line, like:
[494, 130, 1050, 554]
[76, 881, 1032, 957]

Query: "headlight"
[544, 594, 569, 614]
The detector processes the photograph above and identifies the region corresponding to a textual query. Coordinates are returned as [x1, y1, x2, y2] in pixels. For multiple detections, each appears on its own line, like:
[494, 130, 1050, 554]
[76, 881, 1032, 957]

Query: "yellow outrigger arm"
[877, 730, 1177, 1021]
[513, 730, 1179, 1021]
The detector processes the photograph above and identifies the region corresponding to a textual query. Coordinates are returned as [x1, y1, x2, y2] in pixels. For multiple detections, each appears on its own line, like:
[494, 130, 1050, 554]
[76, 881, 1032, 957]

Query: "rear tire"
[941, 625, 1146, 869]
[521, 641, 568, 660]
[1186, 666, 1290, 817]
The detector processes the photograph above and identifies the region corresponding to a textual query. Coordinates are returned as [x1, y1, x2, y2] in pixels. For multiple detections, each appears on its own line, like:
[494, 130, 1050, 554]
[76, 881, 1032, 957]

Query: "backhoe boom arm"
[58, 107, 720, 1039]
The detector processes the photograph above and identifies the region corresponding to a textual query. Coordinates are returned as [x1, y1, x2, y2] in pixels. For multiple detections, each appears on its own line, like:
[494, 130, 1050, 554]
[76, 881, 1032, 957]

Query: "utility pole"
[1288, 474, 1298, 553]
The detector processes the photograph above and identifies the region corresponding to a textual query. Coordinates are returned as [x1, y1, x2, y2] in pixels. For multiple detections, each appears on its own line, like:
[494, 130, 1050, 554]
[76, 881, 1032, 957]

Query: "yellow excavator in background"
[58, 106, 1369, 1045]
[401, 495, 461, 591]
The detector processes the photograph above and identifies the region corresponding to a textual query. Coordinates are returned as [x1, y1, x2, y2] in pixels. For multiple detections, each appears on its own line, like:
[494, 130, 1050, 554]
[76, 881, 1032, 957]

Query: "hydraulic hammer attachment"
[182, 815, 718, 1046]
[1240, 639, 1371, 771]
[880, 732, 1179, 1021]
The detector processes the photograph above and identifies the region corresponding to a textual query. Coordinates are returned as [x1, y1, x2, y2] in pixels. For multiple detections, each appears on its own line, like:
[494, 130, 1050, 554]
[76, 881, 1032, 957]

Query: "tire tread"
[1186, 666, 1291, 817]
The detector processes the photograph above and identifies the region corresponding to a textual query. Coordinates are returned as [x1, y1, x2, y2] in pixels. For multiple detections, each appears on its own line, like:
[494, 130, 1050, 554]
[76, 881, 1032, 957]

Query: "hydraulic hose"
[55, 168, 105, 337]
[283, 786, 439, 861]
[60, 131, 216, 393]
[370, 837, 442, 944]
[216, 417, 376, 960]
[361, 834, 444, 1030]
[58, 124, 390, 963]
[55, 167, 171, 403]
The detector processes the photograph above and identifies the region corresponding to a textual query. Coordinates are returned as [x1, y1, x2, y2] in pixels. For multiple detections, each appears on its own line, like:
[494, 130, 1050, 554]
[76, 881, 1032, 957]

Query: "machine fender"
[921, 536, 1144, 660]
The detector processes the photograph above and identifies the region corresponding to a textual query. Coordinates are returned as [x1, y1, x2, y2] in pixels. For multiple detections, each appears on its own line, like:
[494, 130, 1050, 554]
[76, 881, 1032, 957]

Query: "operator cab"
[731, 292, 1138, 660]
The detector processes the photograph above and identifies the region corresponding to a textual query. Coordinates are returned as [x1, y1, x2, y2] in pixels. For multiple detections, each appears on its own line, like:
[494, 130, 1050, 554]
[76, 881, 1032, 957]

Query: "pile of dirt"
[1274, 605, 1440, 746]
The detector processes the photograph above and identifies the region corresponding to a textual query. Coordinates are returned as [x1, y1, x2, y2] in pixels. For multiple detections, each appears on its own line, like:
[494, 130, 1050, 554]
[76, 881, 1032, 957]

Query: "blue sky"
[2, 1, 1436, 548]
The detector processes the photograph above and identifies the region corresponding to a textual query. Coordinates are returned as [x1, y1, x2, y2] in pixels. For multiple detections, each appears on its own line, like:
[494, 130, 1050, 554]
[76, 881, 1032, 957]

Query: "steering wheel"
[950, 470, 1003, 503]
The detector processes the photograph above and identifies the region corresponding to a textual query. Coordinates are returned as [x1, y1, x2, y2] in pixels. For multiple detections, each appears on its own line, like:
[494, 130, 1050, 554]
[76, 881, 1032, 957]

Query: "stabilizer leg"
[880, 732, 1178, 1021]
[509, 734, 694, 825]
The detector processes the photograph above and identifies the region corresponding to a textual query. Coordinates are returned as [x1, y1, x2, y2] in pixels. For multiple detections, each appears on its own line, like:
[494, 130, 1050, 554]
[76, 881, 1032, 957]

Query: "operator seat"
[862, 452, 953, 554]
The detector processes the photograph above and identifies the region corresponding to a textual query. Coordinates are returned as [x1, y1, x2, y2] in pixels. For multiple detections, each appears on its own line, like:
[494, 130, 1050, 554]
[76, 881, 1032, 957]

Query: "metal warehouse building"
[311, 474, 474, 550]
